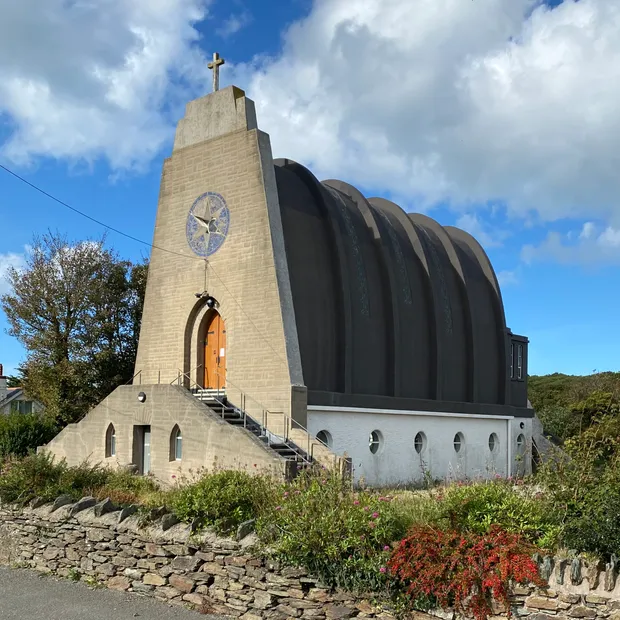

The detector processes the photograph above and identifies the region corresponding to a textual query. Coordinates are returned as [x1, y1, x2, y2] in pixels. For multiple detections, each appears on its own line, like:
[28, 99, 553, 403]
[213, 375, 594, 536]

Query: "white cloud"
[497, 270, 519, 287]
[217, 11, 252, 38]
[236, 0, 620, 224]
[521, 222, 620, 264]
[0, 251, 26, 295]
[0, 0, 211, 169]
[455, 213, 508, 248]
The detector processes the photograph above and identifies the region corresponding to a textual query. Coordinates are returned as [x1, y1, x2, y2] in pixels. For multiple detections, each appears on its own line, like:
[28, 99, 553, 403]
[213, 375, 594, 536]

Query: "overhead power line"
[0, 162, 289, 368]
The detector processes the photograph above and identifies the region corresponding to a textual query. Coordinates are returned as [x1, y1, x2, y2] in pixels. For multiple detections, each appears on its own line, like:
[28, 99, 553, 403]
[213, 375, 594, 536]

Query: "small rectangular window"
[510, 343, 515, 379]
[517, 344, 523, 380]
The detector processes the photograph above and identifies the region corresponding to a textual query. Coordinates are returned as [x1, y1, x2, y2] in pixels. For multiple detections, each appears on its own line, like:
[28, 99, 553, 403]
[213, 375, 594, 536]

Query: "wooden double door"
[203, 311, 226, 389]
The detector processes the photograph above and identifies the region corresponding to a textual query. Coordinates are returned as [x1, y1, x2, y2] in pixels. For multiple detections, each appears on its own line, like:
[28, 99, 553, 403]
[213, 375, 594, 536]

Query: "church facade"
[42, 82, 533, 486]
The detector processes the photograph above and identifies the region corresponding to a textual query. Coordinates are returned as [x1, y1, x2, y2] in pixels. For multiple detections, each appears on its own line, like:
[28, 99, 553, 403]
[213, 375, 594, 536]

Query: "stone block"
[157, 586, 182, 599]
[253, 591, 276, 609]
[87, 528, 111, 542]
[237, 520, 256, 541]
[525, 597, 559, 611]
[95, 563, 115, 577]
[569, 606, 598, 618]
[93, 498, 117, 517]
[131, 582, 154, 594]
[171, 555, 203, 571]
[169, 573, 195, 593]
[123, 568, 143, 581]
[145, 543, 173, 557]
[143, 573, 167, 586]
[51, 495, 73, 512]
[42, 547, 61, 560]
[585, 595, 610, 605]
[107, 576, 131, 591]
[275, 603, 301, 617]
[560, 594, 582, 605]
[325, 606, 354, 620]
[69, 497, 97, 517]
[183, 592, 206, 606]
[161, 514, 180, 531]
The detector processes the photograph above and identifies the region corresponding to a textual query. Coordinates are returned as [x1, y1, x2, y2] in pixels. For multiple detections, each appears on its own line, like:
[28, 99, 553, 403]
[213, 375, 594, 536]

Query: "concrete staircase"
[191, 389, 314, 471]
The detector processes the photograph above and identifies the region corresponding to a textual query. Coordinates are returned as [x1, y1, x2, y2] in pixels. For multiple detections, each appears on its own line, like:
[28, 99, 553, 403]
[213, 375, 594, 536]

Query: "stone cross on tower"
[207, 52, 225, 92]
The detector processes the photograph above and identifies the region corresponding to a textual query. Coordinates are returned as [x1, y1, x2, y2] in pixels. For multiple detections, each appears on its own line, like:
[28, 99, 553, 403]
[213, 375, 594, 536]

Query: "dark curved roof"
[274, 158, 528, 413]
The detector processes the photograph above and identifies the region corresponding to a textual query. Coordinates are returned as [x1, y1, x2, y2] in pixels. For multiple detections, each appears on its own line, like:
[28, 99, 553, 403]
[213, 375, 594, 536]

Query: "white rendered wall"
[307, 407, 532, 487]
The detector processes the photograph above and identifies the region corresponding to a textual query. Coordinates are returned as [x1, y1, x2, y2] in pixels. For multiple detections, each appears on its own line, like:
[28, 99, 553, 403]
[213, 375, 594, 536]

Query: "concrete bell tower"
[134, 81, 304, 427]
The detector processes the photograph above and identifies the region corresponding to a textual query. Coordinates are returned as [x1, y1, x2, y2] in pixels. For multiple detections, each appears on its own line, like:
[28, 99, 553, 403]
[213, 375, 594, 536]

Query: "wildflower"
[295, 490, 301, 495]
[383, 545, 390, 552]
[360, 535, 365, 540]
[283, 491, 289, 498]
[379, 567, 386, 574]
[363, 506, 370, 512]
[368, 521, 376, 529]
[171, 475, 176, 479]
[353, 500, 360, 505]
[275, 506, 282, 511]
[371, 512, 379, 519]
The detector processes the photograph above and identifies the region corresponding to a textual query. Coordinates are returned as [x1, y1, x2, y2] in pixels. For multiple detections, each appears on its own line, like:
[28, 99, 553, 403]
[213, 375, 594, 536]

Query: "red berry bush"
[387, 525, 544, 620]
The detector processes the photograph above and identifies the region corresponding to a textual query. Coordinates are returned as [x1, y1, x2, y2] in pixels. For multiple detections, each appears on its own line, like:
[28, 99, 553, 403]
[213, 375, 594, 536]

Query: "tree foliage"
[530, 372, 620, 441]
[1, 232, 147, 424]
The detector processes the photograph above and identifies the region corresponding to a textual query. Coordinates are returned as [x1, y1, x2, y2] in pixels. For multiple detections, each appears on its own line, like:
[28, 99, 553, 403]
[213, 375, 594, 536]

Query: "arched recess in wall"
[105, 424, 116, 458]
[184, 298, 228, 389]
[198, 309, 227, 390]
[169, 424, 182, 461]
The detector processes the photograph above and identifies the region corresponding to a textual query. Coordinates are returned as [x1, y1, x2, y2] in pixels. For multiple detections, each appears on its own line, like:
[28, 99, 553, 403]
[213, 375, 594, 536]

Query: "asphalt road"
[0, 567, 225, 620]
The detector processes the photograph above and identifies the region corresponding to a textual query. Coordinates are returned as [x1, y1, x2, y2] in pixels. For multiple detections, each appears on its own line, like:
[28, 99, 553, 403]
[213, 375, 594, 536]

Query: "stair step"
[191, 391, 313, 470]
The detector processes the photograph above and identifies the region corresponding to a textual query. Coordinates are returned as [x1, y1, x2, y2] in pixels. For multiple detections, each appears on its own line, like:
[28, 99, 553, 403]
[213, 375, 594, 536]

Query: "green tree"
[1, 232, 147, 424]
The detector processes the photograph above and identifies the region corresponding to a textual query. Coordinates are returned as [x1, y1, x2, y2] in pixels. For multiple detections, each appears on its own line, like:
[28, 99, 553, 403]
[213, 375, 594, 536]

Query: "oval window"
[316, 430, 332, 448]
[488, 433, 499, 453]
[369, 430, 383, 455]
[414, 432, 426, 454]
[453, 432, 465, 453]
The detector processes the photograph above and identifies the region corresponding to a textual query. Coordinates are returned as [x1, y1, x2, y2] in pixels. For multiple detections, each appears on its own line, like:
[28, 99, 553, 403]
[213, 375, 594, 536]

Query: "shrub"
[538, 414, 620, 559]
[257, 471, 407, 593]
[0, 452, 164, 508]
[0, 453, 108, 504]
[170, 469, 276, 535]
[90, 469, 165, 508]
[0, 412, 58, 458]
[388, 526, 544, 620]
[437, 480, 560, 548]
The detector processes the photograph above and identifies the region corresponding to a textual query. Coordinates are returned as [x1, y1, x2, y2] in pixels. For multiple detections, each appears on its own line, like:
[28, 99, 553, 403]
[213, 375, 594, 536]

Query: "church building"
[42, 58, 533, 486]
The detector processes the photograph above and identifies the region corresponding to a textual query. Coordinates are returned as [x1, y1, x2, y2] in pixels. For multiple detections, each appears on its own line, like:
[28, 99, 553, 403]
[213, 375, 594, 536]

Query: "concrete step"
[191, 390, 312, 468]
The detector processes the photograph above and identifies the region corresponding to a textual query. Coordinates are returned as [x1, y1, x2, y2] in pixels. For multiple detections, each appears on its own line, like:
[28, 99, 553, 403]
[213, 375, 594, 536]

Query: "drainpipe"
[506, 418, 512, 477]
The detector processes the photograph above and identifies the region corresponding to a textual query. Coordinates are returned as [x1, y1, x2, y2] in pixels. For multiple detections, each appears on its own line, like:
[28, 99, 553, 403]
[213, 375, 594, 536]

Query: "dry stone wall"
[2, 497, 620, 620]
[0, 498, 391, 619]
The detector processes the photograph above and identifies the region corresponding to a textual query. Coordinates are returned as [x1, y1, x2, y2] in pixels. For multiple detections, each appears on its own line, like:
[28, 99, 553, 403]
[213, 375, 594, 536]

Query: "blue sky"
[1, 0, 620, 378]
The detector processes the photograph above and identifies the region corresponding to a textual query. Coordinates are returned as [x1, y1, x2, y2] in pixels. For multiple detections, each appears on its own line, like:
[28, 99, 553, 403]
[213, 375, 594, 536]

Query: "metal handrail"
[125, 370, 142, 386]
[171, 364, 204, 388]
[210, 370, 349, 474]
[168, 366, 350, 474]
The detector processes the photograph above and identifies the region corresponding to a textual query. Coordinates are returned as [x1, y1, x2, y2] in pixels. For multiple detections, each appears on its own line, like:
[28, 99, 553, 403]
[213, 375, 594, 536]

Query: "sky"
[1, 0, 619, 378]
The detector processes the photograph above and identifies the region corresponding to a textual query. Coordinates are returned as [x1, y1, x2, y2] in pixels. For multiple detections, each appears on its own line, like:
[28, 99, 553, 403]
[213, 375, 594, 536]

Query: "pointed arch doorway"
[202, 310, 226, 390]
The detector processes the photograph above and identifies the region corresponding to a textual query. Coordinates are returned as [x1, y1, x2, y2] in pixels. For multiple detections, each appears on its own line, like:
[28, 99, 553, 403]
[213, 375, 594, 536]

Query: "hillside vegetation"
[529, 371, 620, 441]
